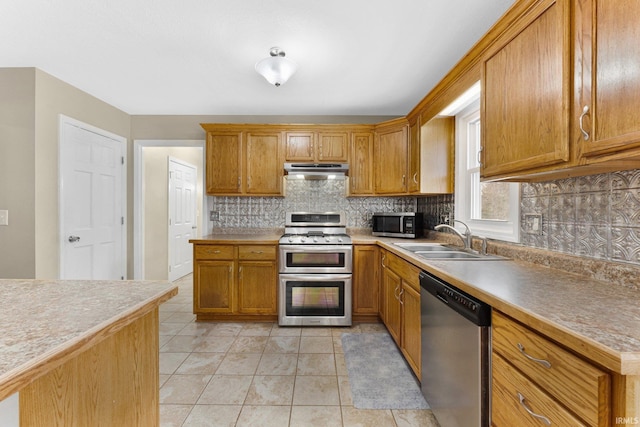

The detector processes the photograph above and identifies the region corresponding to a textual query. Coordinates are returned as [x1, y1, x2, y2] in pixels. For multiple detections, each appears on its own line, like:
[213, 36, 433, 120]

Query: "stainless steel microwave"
[371, 212, 423, 238]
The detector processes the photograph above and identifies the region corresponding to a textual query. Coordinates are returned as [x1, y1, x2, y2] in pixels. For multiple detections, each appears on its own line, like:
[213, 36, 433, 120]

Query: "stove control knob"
[313, 237, 318, 242]
[337, 237, 343, 242]
[301, 237, 307, 242]
[288, 237, 293, 243]
[325, 237, 331, 242]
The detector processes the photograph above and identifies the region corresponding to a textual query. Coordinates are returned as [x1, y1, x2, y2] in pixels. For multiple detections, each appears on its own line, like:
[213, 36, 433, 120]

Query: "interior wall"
[0, 68, 36, 279]
[143, 146, 203, 280]
[34, 68, 131, 279]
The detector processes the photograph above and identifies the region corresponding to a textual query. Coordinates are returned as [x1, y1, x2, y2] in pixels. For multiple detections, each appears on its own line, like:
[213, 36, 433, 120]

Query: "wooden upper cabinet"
[284, 131, 349, 162]
[245, 132, 282, 195]
[481, 0, 571, 179]
[374, 119, 410, 194]
[203, 125, 283, 196]
[420, 117, 454, 194]
[206, 131, 242, 194]
[350, 131, 375, 195]
[317, 132, 349, 161]
[284, 132, 314, 161]
[578, 0, 640, 159]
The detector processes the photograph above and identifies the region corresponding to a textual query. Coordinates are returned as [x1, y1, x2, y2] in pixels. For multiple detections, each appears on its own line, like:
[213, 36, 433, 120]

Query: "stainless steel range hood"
[284, 162, 349, 179]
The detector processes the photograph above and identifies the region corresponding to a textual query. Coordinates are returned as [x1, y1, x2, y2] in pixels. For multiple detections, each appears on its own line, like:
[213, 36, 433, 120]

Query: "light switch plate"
[0, 210, 8, 226]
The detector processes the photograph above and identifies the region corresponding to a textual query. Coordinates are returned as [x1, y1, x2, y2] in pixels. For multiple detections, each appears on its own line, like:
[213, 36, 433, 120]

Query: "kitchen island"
[0, 279, 177, 427]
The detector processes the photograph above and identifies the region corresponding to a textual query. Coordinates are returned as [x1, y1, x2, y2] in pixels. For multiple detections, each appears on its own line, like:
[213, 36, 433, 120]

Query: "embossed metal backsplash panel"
[521, 169, 640, 264]
[207, 179, 416, 229]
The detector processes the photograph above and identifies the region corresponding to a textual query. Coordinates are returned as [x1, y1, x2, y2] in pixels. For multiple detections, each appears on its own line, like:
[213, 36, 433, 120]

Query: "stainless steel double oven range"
[278, 212, 352, 326]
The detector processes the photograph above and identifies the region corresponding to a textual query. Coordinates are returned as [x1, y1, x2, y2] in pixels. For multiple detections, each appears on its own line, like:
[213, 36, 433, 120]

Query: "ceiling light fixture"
[255, 47, 297, 87]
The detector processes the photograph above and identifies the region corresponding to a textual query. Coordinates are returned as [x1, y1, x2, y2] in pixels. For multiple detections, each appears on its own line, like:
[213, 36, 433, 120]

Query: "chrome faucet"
[434, 220, 472, 250]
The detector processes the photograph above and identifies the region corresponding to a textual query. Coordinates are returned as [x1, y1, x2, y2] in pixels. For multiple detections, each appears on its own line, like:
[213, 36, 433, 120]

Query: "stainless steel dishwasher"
[419, 271, 491, 427]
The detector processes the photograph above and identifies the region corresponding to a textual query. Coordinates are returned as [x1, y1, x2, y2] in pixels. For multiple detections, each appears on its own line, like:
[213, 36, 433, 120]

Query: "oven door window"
[285, 281, 345, 316]
[286, 252, 345, 268]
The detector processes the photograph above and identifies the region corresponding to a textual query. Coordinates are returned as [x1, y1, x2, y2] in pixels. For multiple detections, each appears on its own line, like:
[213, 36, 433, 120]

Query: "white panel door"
[168, 158, 196, 281]
[60, 117, 125, 280]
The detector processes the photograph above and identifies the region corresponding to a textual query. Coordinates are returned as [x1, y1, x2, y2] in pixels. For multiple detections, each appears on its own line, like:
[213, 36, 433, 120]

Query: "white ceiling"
[1, 0, 515, 116]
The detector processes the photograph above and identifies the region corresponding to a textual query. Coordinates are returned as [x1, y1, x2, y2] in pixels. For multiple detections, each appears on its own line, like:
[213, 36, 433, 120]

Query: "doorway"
[133, 140, 204, 280]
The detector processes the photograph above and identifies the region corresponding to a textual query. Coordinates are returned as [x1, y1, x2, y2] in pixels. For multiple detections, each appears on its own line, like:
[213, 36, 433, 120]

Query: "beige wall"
[34, 69, 131, 279]
[143, 146, 203, 280]
[0, 68, 36, 278]
[0, 68, 130, 279]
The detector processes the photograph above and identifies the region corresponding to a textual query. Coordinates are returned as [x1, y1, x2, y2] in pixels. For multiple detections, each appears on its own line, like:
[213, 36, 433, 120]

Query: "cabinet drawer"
[386, 252, 420, 291]
[492, 352, 586, 427]
[492, 311, 610, 426]
[194, 245, 235, 260]
[238, 245, 276, 260]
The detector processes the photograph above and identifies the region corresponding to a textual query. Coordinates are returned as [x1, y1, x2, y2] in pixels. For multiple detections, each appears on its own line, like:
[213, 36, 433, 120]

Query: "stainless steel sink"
[394, 242, 508, 261]
[393, 243, 457, 252]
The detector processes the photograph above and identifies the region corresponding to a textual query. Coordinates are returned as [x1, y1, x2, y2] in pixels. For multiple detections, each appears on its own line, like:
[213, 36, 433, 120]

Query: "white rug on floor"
[341, 332, 429, 410]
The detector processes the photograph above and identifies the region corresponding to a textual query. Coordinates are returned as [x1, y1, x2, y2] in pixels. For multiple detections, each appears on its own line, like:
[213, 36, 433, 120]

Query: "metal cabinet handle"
[394, 284, 401, 300]
[399, 288, 405, 305]
[477, 146, 483, 166]
[68, 235, 80, 243]
[579, 105, 590, 141]
[412, 172, 418, 184]
[207, 249, 221, 254]
[517, 343, 552, 368]
[402, 174, 406, 185]
[381, 254, 386, 268]
[251, 250, 264, 254]
[518, 392, 551, 425]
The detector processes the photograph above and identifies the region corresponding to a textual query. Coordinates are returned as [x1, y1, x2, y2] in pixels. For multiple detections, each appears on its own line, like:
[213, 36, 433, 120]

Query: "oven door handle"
[279, 273, 353, 281]
[279, 245, 352, 253]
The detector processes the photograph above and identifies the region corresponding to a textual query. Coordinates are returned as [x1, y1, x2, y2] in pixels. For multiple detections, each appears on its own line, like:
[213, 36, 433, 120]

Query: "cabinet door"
[481, 0, 571, 178]
[352, 245, 379, 316]
[408, 120, 420, 194]
[317, 132, 349, 162]
[578, 0, 640, 158]
[374, 125, 409, 194]
[382, 266, 402, 345]
[350, 132, 374, 195]
[237, 261, 277, 315]
[401, 283, 421, 378]
[206, 132, 242, 194]
[245, 132, 282, 195]
[194, 260, 234, 313]
[285, 132, 314, 161]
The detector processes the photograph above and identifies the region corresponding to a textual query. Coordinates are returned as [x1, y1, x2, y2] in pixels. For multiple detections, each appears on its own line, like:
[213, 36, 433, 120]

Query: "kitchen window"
[448, 85, 520, 243]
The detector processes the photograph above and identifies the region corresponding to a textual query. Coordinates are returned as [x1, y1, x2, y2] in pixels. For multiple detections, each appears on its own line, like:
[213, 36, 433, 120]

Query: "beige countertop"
[374, 238, 640, 375]
[0, 279, 177, 401]
[191, 230, 640, 374]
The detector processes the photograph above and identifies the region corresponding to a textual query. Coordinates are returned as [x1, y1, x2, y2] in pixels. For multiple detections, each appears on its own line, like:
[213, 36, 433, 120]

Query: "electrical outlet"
[0, 210, 7, 226]
[209, 211, 219, 221]
[524, 214, 543, 235]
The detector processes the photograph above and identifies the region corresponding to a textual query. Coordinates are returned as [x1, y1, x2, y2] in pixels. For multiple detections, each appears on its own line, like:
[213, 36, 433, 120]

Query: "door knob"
[68, 235, 80, 243]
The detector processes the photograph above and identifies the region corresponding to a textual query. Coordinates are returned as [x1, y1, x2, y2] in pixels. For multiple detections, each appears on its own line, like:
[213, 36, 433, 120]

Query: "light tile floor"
[159, 274, 440, 427]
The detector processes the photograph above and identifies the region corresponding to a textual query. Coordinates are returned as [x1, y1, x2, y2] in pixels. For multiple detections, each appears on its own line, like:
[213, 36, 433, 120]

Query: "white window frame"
[454, 100, 520, 243]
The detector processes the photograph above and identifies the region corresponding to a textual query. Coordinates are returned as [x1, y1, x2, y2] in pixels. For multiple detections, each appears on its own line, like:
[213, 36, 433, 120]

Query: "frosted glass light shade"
[255, 48, 297, 86]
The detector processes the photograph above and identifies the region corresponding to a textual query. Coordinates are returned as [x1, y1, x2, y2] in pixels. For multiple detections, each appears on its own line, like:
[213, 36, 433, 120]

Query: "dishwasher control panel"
[419, 271, 491, 326]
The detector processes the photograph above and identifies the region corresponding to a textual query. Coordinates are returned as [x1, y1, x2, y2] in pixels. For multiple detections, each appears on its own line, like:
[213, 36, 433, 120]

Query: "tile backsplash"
[520, 169, 640, 265]
[206, 169, 640, 266]
[206, 179, 415, 230]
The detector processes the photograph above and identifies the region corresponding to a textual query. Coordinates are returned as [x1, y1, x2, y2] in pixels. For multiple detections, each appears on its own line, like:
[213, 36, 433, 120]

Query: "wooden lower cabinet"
[352, 245, 379, 322]
[238, 261, 277, 315]
[380, 249, 421, 377]
[193, 243, 277, 321]
[492, 310, 610, 427]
